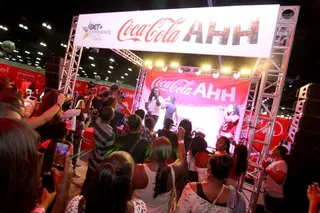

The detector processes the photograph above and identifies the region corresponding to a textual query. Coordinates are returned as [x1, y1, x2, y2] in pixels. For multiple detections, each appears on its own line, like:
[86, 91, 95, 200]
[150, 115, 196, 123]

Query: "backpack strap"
[128, 139, 142, 155]
[212, 185, 226, 205]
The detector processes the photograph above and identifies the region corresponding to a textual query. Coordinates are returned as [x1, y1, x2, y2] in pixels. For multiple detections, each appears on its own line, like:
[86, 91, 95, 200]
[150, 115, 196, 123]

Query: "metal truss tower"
[58, 16, 83, 95]
[237, 6, 299, 212]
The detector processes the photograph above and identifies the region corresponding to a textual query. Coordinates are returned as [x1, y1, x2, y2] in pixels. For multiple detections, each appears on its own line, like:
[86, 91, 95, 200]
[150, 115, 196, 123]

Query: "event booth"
[57, 5, 299, 212]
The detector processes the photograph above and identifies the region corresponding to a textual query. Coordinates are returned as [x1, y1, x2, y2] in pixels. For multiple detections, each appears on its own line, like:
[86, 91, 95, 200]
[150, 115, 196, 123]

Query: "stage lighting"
[155, 60, 164, 67]
[195, 70, 201, 76]
[171, 62, 179, 68]
[221, 67, 232, 74]
[201, 65, 211, 72]
[240, 68, 251, 76]
[178, 68, 183, 73]
[144, 60, 153, 68]
[162, 67, 168, 72]
[212, 72, 220, 79]
[233, 71, 240, 79]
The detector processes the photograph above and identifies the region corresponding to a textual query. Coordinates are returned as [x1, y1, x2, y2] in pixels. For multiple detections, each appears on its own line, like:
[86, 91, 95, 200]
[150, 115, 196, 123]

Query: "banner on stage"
[139, 70, 250, 148]
[75, 5, 279, 58]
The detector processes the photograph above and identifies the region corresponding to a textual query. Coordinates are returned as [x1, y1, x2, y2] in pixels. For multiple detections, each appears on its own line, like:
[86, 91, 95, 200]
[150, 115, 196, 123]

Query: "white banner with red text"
[139, 70, 251, 148]
[74, 5, 279, 58]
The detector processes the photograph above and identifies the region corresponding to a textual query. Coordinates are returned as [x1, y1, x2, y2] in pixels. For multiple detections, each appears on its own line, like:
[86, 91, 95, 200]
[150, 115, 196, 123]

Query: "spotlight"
[178, 68, 183, 73]
[195, 70, 201, 76]
[201, 65, 211, 72]
[155, 60, 164, 67]
[144, 60, 152, 66]
[233, 71, 240, 79]
[162, 67, 168, 72]
[221, 67, 232, 74]
[240, 68, 251, 76]
[171, 62, 180, 69]
[212, 72, 220, 79]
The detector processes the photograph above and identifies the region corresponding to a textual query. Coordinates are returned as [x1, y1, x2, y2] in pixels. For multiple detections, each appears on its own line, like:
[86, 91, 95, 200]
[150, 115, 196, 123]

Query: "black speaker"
[45, 56, 63, 90]
[298, 83, 320, 100]
[291, 130, 320, 153]
[294, 99, 320, 117]
[291, 113, 320, 132]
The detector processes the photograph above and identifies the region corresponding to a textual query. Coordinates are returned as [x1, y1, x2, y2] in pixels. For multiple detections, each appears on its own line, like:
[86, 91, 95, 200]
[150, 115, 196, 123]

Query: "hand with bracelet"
[56, 93, 66, 108]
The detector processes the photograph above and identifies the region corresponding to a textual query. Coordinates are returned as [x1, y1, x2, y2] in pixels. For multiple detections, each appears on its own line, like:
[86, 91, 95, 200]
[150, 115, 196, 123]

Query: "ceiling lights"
[19, 24, 28, 30]
[42, 22, 51, 30]
[0, 25, 8, 31]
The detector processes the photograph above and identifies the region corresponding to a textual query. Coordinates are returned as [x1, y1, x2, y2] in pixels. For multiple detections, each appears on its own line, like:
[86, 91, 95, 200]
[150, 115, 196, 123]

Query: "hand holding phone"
[52, 142, 70, 171]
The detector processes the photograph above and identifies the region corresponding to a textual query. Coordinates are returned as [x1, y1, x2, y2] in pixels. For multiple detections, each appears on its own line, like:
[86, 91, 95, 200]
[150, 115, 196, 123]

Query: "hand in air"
[57, 94, 66, 106]
[177, 126, 186, 140]
[307, 182, 320, 204]
[40, 188, 57, 210]
[51, 151, 72, 196]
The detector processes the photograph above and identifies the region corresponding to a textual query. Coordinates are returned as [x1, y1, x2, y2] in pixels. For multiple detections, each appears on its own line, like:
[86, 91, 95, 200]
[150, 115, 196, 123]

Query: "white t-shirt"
[148, 96, 163, 116]
[264, 160, 288, 198]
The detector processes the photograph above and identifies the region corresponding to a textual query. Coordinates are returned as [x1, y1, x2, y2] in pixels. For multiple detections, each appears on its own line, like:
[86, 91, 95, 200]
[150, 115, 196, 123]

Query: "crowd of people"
[0, 75, 319, 213]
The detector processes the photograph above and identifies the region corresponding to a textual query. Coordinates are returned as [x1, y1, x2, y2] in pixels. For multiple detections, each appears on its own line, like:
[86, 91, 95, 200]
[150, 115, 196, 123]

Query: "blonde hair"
[76, 99, 85, 109]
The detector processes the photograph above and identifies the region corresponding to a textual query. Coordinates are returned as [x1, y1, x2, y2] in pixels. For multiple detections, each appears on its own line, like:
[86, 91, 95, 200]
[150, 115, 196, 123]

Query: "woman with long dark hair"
[145, 87, 163, 124]
[178, 119, 193, 151]
[0, 118, 70, 213]
[66, 151, 146, 213]
[132, 127, 186, 213]
[0, 88, 65, 129]
[226, 144, 248, 187]
[262, 144, 289, 213]
[187, 135, 209, 182]
[0, 118, 41, 212]
[177, 154, 246, 212]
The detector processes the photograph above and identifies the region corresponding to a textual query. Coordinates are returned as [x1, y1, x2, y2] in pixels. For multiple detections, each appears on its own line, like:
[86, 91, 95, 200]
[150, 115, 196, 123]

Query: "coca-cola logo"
[17, 72, 35, 82]
[0, 67, 9, 73]
[117, 18, 186, 43]
[151, 76, 196, 95]
[125, 93, 134, 99]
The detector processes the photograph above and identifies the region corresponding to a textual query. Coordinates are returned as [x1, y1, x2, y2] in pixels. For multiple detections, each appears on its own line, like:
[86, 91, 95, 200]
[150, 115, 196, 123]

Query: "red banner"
[140, 70, 251, 147]
[144, 70, 250, 106]
[247, 114, 292, 153]
[0, 63, 135, 110]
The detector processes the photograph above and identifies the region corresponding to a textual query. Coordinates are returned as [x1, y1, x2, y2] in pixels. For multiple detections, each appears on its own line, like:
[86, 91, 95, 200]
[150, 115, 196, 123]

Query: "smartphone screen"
[52, 142, 69, 171]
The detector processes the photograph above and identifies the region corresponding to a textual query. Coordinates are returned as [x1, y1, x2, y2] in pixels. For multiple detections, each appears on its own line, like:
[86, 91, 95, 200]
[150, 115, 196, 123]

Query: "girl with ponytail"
[132, 127, 187, 213]
[66, 151, 146, 213]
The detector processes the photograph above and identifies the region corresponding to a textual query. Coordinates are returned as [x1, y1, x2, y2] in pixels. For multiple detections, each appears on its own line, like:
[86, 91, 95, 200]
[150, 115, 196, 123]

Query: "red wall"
[0, 63, 135, 110]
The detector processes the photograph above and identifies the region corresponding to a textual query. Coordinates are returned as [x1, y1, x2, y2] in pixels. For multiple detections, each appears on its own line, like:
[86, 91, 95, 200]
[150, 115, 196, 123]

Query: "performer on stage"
[145, 87, 163, 124]
[162, 95, 178, 124]
[218, 104, 240, 144]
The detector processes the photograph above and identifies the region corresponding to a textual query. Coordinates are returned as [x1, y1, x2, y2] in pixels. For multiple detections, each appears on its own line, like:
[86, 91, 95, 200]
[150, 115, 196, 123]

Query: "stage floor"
[68, 152, 90, 200]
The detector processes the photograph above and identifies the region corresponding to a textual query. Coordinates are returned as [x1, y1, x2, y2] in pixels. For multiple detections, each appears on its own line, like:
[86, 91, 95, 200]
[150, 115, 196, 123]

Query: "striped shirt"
[88, 118, 115, 171]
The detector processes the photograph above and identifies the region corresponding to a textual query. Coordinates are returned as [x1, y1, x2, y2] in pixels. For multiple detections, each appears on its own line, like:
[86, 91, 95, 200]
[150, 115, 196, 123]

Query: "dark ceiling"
[0, 0, 319, 107]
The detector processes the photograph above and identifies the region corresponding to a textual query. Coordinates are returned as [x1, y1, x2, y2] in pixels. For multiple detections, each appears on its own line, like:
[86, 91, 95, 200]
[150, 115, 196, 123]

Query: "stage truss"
[59, 6, 299, 213]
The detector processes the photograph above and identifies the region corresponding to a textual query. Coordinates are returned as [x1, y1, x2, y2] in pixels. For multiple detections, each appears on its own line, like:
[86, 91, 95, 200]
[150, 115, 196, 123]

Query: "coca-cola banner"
[139, 70, 250, 148]
[74, 5, 279, 58]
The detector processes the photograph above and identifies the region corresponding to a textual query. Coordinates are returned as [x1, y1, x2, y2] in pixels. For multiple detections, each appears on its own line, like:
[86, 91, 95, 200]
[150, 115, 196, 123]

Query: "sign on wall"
[75, 5, 279, 58]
